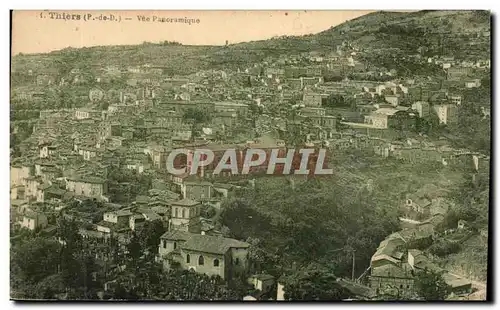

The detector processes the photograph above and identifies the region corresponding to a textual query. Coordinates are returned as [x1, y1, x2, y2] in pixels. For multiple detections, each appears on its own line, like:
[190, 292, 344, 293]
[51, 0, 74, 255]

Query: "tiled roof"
[251, 274, 275, 281]
[181, 234, 249, 255]
[24, 210, 44, 219]
[115, 209, 134, 217]
[371, 263, 413, 279]
[336, 279, 376, 299]
[213, 183, 235, 190]
[45, 186, 66, 196]
[67, 175, 106, 184]
[160, 230, 194, 241]
[171, 198, 200, 207]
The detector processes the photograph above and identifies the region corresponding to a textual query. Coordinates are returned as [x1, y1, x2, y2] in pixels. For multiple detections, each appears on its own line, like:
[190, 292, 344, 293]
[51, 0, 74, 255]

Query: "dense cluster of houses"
[365, 183, 481, 299]
[10, 39, 490, 300]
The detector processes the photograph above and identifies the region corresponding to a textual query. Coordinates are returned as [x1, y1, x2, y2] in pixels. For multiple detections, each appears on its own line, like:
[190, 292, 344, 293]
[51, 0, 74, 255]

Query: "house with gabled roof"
[65, 175, 108, 199]
[19, 210, 48, 231]
[157, 230, 249, 280]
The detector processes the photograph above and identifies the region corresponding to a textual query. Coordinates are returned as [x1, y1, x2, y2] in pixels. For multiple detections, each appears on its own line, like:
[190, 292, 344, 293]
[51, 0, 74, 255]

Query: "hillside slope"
[231, 10, 490, 56]
[12, 10, 491, 75]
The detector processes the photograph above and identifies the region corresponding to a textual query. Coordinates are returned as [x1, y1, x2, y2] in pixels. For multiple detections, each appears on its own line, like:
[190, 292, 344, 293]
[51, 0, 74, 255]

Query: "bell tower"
[169, 198, 201, 234]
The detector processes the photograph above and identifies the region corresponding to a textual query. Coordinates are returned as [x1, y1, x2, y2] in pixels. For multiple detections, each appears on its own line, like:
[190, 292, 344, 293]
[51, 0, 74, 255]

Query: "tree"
[126, 232, 143, 268]
[56, 217, 83, 252]
[201, 205, 217, 219]
[150, 270, 242, 300]
[248, 102, 263, 129]
[414, 269, 450, 300]
[281, 263, 349, 300]
[10, 237, 61, 289]
[136, 219, 166, 255]
[182, 108, 211, 142]
[428, 240, 461, 257]
[33, 273, 66, 300]
[55, 217, 100, 297]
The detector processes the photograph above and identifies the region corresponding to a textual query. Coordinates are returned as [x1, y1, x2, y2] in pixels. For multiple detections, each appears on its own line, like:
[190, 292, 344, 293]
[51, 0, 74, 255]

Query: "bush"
[428, 240, 461, 257]
[201, 206, 216, 219]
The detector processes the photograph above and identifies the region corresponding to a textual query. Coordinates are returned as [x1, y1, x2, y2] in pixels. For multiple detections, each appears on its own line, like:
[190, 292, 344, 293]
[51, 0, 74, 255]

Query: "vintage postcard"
[10, 10, 491, 301]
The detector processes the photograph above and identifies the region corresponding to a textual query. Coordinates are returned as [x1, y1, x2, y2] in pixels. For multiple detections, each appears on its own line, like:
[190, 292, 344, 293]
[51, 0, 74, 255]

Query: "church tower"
[169, 198, 202, 234]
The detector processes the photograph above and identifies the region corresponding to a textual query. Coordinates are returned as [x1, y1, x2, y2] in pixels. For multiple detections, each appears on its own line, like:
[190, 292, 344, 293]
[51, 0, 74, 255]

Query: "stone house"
[411, 101, 430, 118]
[306, 115, 337, 129]
[96, 209, 134, 235]
[103, 209, 134, 226]
[384, 94, 400, 107]
[10, 185, 25, 200]
[24, 176, 42, 200]
[364, 108, 416, 130]
[65, 176, 107, 199]
[303, 92, 323, 107]
[37, 185, 66, 203]
[369, 263, 415, 295]
[404, 194, 431, 216]
[432, 104, 458, 125]
[75, 108, 102, 120]
[248, 274, 275, 294]
[465, 79, 481, 89]
[19, 210, 48, 231]
[182, 180, 213, 201]
[214, 102, 249, 118]
[10, 164, 31, 187]
[158, 231, 250, 281]
[78, 146, 101, 161]
[38, 142, 57, 159]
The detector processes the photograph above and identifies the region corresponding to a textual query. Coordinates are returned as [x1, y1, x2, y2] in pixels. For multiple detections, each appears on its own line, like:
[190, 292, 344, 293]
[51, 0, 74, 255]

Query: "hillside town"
[10, 10, 490, 301]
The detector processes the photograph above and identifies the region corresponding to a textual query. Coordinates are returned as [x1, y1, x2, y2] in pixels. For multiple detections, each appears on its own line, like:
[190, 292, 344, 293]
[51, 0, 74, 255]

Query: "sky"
[11, 10, 374, 55]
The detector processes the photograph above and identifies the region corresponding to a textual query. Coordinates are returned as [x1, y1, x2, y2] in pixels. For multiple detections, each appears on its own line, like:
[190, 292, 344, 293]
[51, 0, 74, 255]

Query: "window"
[182, 209, 186, 218]
[198, 255, 204, 265]
[400, 284, 403, 289]
[162, 240, 166, 248]
[234, 258, 239, 265]
[174, 242, 177, 249]
[186, 254, 190, 264]
[213, 259, 219, 267]
[175, 208, 179, 218]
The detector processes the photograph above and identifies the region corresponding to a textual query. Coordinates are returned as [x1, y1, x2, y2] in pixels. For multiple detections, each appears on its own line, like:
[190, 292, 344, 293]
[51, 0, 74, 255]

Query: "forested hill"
[11, 10, 491, 75]
[214, 10, 490, 64]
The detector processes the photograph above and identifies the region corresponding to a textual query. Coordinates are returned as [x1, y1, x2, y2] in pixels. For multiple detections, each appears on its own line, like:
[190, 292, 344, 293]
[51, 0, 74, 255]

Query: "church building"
[158, 198, 250, 281]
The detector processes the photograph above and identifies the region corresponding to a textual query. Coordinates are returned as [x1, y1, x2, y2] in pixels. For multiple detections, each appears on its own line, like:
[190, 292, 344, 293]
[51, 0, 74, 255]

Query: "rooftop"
[181, 234, 249, 255]
[160, 230, 194, 241]
[171, 198, 201, 207]
[214, 101, 249, 107]
[372, 108, 400, 116]
[67, 175, 106, 184]
[250, 274, 275, 281]
[371, 263, 413, 279]
[105, 209, 134, 217]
